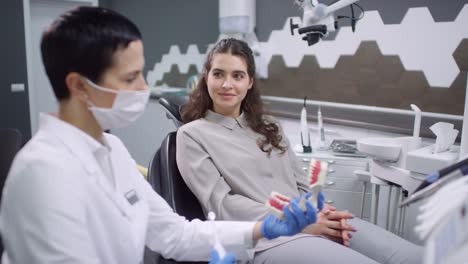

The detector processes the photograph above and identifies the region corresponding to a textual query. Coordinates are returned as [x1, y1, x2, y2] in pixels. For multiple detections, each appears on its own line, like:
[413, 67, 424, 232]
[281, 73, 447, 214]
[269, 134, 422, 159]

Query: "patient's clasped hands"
[302, 204, 356, 247]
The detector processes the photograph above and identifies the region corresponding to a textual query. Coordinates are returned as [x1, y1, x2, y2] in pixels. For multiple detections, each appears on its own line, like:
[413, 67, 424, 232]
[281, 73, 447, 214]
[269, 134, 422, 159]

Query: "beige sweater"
[176, 110, 315, 251]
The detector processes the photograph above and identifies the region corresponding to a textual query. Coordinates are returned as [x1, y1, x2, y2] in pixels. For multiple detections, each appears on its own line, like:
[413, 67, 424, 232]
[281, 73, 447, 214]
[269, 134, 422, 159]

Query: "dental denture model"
[266, 192, 307, 219]
[266, 159, 329, 218]
[308, 159, 329, 207]
[266, 192, 292, 219]
[266, 192, 308, 219]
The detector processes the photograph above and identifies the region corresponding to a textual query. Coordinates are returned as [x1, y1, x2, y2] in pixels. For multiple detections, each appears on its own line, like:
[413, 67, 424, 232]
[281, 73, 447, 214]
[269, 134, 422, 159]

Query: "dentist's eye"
[125, 77, 137, 83]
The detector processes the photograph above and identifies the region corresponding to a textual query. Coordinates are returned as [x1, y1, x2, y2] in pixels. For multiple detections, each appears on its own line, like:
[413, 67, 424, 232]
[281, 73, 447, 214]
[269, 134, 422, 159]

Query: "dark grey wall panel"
[256, 0, 298, 41]
[0, 0, 31, 141]
[102, 0, 219, 75]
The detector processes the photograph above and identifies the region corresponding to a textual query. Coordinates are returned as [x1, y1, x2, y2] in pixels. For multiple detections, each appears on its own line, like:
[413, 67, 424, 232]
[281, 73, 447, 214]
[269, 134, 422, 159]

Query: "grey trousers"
[253, 218, 423, 264]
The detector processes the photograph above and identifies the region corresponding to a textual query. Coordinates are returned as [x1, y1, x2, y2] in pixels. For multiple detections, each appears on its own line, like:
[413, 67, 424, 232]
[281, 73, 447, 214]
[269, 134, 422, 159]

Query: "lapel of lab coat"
[103, 134, 149, 254]
[42, 114, 135, 221]
[72, 144, 145, 258]
[39, 114, 148, 260]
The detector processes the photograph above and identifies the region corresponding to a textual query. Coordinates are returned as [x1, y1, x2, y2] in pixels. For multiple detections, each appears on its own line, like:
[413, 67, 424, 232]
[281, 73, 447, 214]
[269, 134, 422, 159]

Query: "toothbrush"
[207, 212, 226, 259]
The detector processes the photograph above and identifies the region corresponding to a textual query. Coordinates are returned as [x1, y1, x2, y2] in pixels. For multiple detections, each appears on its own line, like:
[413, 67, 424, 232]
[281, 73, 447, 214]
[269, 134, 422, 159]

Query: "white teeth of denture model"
[266, 159, 329, 218]
[266, 192, 306, 220]
[266, 192, 292, 220]
[308, 159, 329, 207]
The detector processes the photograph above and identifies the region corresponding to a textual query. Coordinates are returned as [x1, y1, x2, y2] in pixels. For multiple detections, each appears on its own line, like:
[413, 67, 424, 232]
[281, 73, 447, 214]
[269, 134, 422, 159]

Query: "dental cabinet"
[295, 151, 372, 220]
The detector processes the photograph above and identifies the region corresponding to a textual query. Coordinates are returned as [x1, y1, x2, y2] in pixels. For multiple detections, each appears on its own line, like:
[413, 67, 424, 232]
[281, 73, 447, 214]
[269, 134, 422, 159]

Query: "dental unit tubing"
[459, 74, 468, 159]
[301, 108, 310, 145]
[410, 104, 421, 138]
[317, 106, 326, 149]
[301, 97, 312, 152]
[317, 106, 323, 132]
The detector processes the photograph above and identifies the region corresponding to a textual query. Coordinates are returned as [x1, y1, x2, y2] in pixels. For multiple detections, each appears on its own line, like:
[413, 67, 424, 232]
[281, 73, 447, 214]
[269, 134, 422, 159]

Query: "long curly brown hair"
[181, 38, 286, 155]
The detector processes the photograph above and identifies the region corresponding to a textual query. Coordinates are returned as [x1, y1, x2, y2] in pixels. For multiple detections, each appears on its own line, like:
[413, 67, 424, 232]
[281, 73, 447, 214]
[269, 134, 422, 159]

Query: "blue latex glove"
[209, 250, 236, 264]
[261, 194, 318, 240]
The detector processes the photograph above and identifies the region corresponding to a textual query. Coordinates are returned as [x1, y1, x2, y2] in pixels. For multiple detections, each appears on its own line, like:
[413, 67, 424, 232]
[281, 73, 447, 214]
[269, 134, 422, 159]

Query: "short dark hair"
[40, 6, 142, 100]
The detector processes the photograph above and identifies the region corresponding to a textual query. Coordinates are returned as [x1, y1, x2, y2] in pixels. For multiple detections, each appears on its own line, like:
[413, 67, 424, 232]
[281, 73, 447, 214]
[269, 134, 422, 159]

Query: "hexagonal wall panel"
[454, 39, 468, 71]
[160, 41, 467, 115]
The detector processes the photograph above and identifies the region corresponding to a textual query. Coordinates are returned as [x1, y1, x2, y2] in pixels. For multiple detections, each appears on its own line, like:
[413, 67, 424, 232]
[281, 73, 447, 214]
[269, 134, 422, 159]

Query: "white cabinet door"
[296, 152, 371, 219]
[323, 189, 372, 219]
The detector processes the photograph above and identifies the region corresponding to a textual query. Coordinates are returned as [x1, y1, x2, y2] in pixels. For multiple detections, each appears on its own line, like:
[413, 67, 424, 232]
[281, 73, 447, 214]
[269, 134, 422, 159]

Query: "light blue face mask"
[84, 78, 150, 130]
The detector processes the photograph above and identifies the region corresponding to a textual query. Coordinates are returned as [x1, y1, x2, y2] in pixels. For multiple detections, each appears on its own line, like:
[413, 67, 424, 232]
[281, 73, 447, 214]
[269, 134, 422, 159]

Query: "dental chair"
[145, 96, 206, 264]
[0, 128, 22, 201]
[148, 131, 205, 221]
[0, 128, 23, 258]
[158, 95, 187, 129]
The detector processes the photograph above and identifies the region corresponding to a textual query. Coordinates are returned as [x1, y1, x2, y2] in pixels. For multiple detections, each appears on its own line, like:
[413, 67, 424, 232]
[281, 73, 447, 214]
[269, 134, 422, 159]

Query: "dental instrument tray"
[330, 139, 367, 158]
[330, 139, 358, 153]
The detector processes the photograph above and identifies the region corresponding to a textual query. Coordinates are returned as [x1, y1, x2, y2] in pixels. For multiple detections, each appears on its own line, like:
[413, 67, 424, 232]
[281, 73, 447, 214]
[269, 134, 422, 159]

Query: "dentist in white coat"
[0, 6, 319, 264]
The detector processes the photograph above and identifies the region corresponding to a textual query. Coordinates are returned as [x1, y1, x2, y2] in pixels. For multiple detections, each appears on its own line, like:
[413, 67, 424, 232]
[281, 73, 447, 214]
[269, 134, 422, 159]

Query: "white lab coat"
[0, 114, 254, 264]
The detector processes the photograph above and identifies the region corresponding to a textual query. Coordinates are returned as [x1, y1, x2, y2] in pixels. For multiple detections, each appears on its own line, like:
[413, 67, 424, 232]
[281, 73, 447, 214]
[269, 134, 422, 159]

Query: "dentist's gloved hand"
[261, 194, 318, 240]
[209, 250, 236, 264]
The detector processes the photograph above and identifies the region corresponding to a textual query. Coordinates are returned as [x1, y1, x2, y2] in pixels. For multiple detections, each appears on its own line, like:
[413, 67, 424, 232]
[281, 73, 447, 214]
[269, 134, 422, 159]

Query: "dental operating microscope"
[290, 0, 364, 46]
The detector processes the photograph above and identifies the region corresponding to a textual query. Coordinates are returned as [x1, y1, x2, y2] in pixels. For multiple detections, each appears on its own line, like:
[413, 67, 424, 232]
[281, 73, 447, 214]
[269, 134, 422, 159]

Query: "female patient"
[176, 38, 422, 264]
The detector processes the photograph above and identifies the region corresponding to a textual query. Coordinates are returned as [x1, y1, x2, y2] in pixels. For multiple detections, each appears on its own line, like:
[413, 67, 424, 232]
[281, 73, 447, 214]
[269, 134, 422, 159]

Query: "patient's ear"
[248, 77, 253, 90]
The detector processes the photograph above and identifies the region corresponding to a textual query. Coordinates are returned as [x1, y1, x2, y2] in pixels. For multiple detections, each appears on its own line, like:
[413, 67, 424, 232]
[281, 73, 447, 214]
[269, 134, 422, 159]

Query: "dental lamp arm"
[325, 0, 361, 16]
